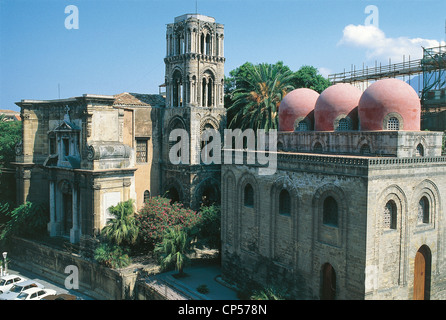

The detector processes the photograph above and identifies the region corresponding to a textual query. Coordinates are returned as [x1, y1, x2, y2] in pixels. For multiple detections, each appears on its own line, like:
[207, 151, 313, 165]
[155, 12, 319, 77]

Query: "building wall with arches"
[221, 151, 446, 300]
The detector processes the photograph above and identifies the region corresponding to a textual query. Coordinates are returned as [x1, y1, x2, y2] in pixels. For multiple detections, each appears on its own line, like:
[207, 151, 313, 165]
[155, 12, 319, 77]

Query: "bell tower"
[164, 13, 225, 109]
[162, 14, 226, 209]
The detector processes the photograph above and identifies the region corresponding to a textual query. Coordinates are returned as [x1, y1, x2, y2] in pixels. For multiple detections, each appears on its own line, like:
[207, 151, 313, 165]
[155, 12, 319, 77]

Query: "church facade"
[13, 14, 225, 244]
[12, 13, 446, 300]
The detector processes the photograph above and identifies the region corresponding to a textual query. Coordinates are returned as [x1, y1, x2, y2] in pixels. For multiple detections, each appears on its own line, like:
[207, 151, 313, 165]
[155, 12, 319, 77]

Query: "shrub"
[101, 199, 138, 246]
[0, 202, 48, 244]
[154, 225, 192, 275]
[135, 196, 201, 250]
[195, 205, 221, 250]
[94, 242, 132, 269]
[197, 284, 209, 294]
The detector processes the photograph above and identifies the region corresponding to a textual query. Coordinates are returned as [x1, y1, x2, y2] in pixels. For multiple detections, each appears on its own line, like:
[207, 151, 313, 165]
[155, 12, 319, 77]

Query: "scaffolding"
[328, 45, 446, 113]
[421, 45, 446, 112]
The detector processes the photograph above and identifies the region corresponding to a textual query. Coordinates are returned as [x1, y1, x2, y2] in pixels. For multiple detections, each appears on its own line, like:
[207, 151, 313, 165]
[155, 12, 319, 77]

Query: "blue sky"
[1, 0, 445, 111]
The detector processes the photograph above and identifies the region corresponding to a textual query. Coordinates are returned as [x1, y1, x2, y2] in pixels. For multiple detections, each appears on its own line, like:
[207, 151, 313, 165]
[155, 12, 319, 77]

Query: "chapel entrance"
[413, 245, 431, 300]
[321, 263, 336, 300]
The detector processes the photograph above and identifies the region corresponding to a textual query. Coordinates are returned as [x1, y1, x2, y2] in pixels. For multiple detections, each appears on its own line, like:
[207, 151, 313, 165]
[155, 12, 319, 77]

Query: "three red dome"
[278, 79, 421, 132]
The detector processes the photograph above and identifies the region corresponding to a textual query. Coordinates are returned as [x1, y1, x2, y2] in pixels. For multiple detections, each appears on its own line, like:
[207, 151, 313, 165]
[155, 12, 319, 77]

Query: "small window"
[244, 183, 254, 207]
[336, 117, 352, 131]
[136, 139, 148, 163]
[279, 189, 291, 215]
[387, 117, 399, 130]
[49, 136, 57, 154]
[323, 196, 338, 227]
[416, 144, 424, 157]
[62, 138, 70, 157]
[313, 142, 323, 153]
[384, 200, 397, 229]
[296, 120, 308, 131]
[144, 190, 150, 203]
[418, 196, 429, 224]
[360, 144, 371, 155]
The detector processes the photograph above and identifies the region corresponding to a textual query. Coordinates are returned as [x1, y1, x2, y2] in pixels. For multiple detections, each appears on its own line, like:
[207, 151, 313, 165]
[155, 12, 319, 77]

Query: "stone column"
[48, 179, 59, 237]
[70, 182, 80, 243]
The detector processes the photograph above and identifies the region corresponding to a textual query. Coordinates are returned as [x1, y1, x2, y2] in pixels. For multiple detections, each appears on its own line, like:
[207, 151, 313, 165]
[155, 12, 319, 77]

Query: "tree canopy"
[225, 62, 330, 132]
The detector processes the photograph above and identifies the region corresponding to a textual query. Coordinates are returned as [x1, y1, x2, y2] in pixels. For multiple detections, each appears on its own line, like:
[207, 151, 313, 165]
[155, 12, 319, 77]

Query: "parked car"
[42, 293, 79, 300]
[0, 280, 44, 300]
[0, 275, 27, 293]
[15, 287, 57, 300]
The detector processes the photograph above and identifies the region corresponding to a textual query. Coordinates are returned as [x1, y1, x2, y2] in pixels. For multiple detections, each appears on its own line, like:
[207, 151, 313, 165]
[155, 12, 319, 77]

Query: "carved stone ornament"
[86, 145, 95, 161]
[15, 140, 23, 156]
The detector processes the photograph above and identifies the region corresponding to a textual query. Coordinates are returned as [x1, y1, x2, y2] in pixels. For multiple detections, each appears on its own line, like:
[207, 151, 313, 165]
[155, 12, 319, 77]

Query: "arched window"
[387, 117, 400, 130]
[416, 144, 424, 157]
[172, 70, 183, 107]
[360, 144, 371, 155]
[323, 196, 338, 227]
[313, 142, 323, 153]
[296, 120, 308, 131]
[144, 190, 150, 203]
[244, 183, 254, 207]
[279, 189, 291, 215]
[384, 200, 397, 229]
[336, 117, 352, 131]
[418, 196, 430, 224]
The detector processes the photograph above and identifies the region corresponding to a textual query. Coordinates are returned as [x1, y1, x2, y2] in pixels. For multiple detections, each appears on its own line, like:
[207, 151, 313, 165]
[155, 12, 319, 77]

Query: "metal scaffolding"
[421, 45, 446, 112]
[328, 45, 446, 112]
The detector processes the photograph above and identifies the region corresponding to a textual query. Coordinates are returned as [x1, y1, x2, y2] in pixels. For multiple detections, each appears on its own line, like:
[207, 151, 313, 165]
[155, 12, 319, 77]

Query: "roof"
[113, 92, 165, 107]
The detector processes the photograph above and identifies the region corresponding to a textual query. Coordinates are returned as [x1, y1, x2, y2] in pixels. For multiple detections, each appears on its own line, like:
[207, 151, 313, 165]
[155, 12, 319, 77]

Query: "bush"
[94, 242, 132, 269]
[195, 205, 221, 250]
[0, 202, 48, 245]
[135, 196, 201, 250]
[101, 199, 138, 246]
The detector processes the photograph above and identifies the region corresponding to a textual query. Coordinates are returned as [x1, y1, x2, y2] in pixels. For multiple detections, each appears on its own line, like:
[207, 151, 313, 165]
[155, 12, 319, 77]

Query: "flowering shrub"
[135, 196, 201, 249]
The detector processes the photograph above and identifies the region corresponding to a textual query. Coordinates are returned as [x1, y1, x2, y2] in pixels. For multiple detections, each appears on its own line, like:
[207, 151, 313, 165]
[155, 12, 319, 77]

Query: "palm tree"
[227, 62, 296, 132]
[102, 199, 139, 246]
[155, 225, 192, 276]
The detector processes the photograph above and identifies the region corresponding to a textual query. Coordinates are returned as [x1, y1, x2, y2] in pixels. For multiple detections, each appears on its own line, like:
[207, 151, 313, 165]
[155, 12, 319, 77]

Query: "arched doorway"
[321, 263, 336, 300]
[413, 245, 431, 300]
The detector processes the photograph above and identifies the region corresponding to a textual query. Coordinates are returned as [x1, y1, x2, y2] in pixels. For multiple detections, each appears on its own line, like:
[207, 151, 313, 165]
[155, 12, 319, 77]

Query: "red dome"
[278, 88, 319, 131]
[314, 83, 362, 131]
[358, 78, 421, 131]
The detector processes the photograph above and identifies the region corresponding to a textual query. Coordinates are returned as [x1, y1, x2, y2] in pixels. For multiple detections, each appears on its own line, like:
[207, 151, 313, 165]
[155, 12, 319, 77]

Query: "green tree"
[0, 202, 48, 245]
[155, 225, 192, 276]
[227, 62, 296, 132]
[0, 116, 22, 205]
[101, 199, 139, 246]
[94, 242, 132, 269]
[196, 205, 221, 250]
[293, 65, 330, 93]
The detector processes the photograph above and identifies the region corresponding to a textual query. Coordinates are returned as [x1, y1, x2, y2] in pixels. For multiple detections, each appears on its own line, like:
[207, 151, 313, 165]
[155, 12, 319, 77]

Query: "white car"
[0, 275, 27, 293]
[15, 287, 57, 300]
[0, 280, 44, 300]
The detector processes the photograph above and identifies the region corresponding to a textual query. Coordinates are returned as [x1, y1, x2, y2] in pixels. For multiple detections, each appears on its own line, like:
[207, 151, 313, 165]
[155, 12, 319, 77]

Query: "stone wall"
[221, 153, 446, 300]
[9, 237, 139, 300]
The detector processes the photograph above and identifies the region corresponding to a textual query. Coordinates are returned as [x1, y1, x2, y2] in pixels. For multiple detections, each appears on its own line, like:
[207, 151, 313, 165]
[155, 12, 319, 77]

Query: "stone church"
[14, 13, 225, 244]
[13, 13, 446, 300]
[220, 80, 446, 300]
